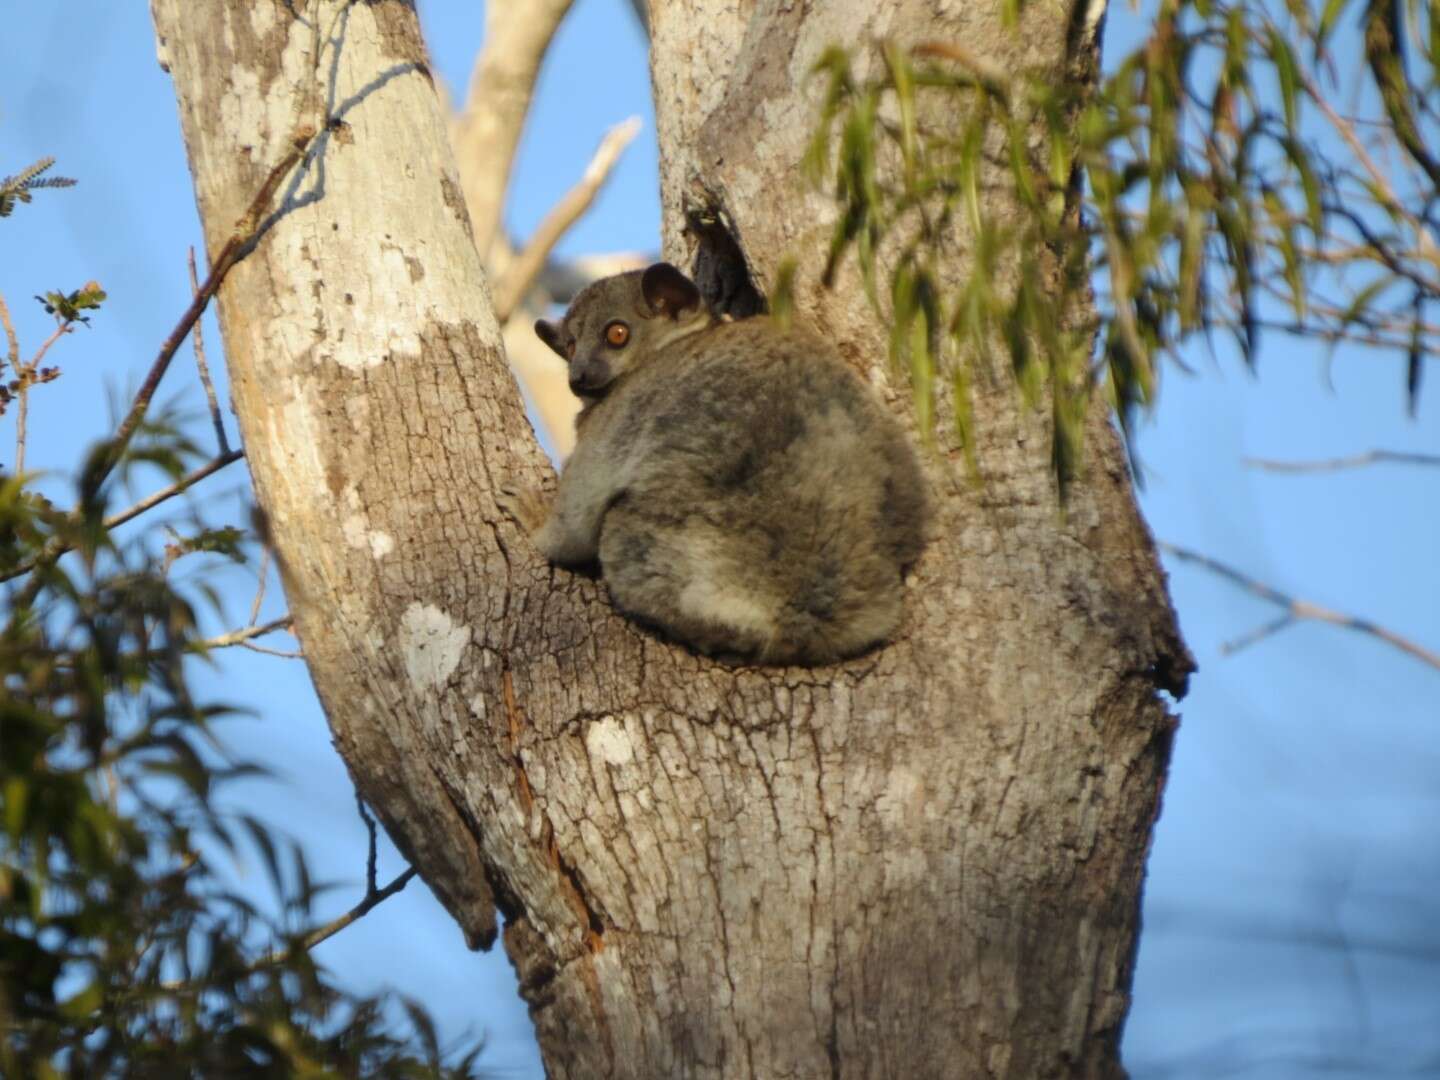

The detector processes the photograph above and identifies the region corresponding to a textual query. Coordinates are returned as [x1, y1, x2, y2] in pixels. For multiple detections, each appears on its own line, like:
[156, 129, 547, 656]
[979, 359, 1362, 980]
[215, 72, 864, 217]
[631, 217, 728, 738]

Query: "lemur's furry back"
[502, 262, 930, 666]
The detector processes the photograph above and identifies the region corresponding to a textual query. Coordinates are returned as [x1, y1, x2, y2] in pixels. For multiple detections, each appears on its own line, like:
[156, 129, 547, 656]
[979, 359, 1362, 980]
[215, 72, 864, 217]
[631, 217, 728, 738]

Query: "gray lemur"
[502, 262, 930, 665]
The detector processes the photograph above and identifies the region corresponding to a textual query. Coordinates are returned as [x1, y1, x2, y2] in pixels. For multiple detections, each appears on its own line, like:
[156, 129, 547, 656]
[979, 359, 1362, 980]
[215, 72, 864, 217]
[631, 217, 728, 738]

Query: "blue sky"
[2, 2, 1436, 1076]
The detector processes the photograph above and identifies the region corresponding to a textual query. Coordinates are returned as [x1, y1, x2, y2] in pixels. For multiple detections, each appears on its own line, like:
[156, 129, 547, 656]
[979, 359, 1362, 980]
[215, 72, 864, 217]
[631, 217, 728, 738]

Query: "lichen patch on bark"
[398, 602, 472, 693]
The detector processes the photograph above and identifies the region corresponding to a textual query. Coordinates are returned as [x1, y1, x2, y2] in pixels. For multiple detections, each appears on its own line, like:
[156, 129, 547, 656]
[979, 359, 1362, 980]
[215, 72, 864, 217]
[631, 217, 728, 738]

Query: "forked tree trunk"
[150, 1, 1190, 1076]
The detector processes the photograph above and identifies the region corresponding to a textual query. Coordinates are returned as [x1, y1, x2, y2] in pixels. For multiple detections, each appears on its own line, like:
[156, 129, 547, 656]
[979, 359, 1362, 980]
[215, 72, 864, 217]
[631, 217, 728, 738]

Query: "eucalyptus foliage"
[806, 0, 1438, 491]
[1, 172, 483, 1078]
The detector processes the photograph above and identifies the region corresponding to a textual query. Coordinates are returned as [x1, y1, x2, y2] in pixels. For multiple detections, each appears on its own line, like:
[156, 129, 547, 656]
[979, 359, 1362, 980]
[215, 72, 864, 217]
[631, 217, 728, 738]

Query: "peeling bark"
[151, 1, 1190, 1077]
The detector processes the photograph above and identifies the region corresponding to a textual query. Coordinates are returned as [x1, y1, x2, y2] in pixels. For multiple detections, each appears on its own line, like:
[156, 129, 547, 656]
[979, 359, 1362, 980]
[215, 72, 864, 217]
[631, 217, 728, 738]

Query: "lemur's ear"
[535, 319, 568, 359]
[640, 263, 702, 318]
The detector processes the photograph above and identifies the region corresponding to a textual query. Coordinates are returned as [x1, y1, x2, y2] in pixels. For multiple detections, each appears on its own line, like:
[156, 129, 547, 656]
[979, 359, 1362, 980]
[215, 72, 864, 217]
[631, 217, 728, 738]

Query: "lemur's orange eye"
[604, 321, 630, 348]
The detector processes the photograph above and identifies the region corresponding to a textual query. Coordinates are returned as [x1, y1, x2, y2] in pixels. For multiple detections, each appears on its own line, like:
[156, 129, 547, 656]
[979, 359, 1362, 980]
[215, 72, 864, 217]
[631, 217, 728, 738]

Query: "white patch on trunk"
[341, 515, 395, 559]
[342, 514, 368, 549]
[399, 603, 471, 692]
[586, 716, 634, 766]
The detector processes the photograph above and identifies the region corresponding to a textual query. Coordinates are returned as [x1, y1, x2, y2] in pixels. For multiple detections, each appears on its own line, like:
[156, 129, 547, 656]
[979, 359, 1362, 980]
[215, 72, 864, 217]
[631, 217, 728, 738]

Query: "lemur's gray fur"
[502, 262, 930, 665]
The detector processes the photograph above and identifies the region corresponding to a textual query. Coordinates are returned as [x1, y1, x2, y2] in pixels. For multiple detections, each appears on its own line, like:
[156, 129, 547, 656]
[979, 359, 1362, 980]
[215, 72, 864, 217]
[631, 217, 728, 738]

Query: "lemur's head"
[535, 262, 709, 400]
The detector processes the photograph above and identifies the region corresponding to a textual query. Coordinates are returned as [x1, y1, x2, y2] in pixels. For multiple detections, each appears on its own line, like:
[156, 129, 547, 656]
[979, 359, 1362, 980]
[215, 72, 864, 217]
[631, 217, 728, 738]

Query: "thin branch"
[1159, 542, 1440, 673]
[14, 322, 70, 474]
[491, 117, 642, 324]
[2, 131, 311, 588]
[1303, 66, 1431, 256]
[282, 867, 417, 957]
[105, 449, 246, 532]
[357, 795, 379, 895]
[0, 290, 17, 373]
[248, 544, 271, 625]
[167, 863, 418, 989]
[237, 641, 304, 659]
[199, 614, 293, 651]
[188, 246, 230, 454]
[94, 128, 314, 496]
[1244, 450, 1440, 473]
[0, 446, 245, 586]
[452, 0, 576, 258]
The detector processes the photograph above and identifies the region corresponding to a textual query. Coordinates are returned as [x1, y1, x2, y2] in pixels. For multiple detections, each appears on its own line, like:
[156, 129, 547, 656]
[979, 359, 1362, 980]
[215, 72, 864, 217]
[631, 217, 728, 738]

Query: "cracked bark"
[151, 1, 1190, 1077]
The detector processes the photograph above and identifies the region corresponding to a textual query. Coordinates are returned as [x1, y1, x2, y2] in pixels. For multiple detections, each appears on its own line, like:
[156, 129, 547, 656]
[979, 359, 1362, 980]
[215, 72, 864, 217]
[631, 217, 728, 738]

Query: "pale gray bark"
[150, 2, 1189, 1078]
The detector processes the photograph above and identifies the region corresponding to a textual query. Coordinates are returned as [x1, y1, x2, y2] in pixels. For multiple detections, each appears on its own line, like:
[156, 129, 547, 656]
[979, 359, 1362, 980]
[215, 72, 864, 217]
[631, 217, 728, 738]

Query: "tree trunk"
[150, 1, 1190, 1077]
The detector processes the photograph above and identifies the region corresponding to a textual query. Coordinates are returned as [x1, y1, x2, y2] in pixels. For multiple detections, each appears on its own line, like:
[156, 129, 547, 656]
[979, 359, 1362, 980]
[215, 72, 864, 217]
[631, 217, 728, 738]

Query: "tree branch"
[0, 290, 17, 374]
[452, 0, 576, 259]
[12, 321, 71, 474]
[248, 544, 271, 625]
[1244, 450, 1440, 473]
[1159, 542, 1440, 673]
[188, 246, 230, 455]
[198, 614, 293, 651]
[168, 861, 417, 988]
[106, 449, 247, 531]
[94, 128, 313, 495]
[0, 449, 246, 584]
[1, 131, 310, 589]
[491, 117, 642, 324]
[285, 868, 418, 957]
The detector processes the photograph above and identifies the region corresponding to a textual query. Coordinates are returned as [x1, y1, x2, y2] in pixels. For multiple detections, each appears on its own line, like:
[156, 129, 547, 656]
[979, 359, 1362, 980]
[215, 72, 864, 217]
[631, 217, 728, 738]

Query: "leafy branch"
[805, 0, 1439, 493]
[2, 138, 481, 1076]
[0, 157, 75, 219]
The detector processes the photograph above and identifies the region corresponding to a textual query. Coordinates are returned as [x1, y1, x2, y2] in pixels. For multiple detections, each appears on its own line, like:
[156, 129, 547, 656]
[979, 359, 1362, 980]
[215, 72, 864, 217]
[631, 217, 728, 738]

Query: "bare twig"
[248, 544, 272, 625]
[0, 291, 17, 373]
[357, 795, 379, 894]
[283, 867, 418, 957]
[1244, 450, 1440, 473]
[1159, 542, 1440, 673]
[168, 862, 418, 989]
[0, 448, 246, 586]
[105, 449, 246, 532]
[491, 117, 642, 324]
[199, 614, 293, 651]
[3, 132, 311, 590]
[95, 128, 314, 495]
[188, 246, 230, 454]
[237, 641, 303, 658]
[1302, 66, 1433, 267]
[452, 0, 577, 258]
[13, 322, 70, 474]
[250, 797, 415, 965]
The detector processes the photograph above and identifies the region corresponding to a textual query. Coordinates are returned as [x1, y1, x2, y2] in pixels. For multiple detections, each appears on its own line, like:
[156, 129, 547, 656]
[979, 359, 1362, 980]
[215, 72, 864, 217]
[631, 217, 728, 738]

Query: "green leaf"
[3, 777, 27, 838]
[59, 980, 104, 1020]
[1317, 0, 1349, 55]
[883, 42, 919, 184]
[1281, 136, 1324, 240]
[769, 258, 798, 331]
[1263, 188, 1306, 322]
[951, 361, 979, 482]
[1408, 297, 1423, 415]
[1338, 276, 1393, 328]
[1267, 28, 1301, 135]
[1177, 204, 1206, 332]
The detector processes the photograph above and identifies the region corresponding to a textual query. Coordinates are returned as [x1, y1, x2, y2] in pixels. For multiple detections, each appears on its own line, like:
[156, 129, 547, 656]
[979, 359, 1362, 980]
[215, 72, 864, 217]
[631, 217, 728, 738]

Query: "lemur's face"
[534, 264, 705, 400]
